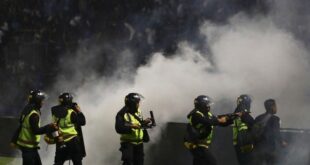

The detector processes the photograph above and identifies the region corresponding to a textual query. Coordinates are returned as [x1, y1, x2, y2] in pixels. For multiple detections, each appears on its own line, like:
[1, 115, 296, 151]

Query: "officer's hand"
[143, 118, 152, 125]
[49, 123, 58, 132]
[218, 116, 227, 123]
[44, 135, 55, 144]
[10, 142, 18, 149]
[131, 124, 141, 129]
[235, 112, 243, 117]
[73, 103, 81, 112]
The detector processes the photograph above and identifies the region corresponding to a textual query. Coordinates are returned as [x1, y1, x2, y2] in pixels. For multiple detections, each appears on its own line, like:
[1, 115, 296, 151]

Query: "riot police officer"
[184, 95, 228, 165]
[115, 93, 152, 165]
[11, 90, 57, 165]
[231, 94, 255, 165]
[51, 92, 86, 165]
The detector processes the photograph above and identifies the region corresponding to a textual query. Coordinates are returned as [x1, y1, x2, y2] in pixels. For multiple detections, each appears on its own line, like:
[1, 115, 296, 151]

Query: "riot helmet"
[125, 93, 142, 111]
[28, 89, 46, 106]
[194, 95, 213, 111]
[59, 92, 73, 105]
[237, 94, 252, 112]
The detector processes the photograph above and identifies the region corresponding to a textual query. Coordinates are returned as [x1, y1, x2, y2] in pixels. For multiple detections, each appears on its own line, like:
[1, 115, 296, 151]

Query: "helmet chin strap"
[127, 104, 138, 113]
[198, 106, 210, 114]
[29, 102, 42, 109]
[128, 108, 138, 114]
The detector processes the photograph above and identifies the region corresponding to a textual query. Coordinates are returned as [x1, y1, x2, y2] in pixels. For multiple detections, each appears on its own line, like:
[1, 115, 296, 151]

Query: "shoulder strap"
[125, 113, 132, 123]
[195, 111, 205, 117]
[132, 113, 144, 125]
[56, 118, 61, 125]
[235, 117, 240, 134]
[20, 110, 38, 124]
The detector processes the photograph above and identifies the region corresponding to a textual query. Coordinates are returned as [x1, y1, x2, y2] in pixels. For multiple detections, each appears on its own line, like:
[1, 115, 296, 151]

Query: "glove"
[10, 142, 18, 149]
[44, 134, 55, 144]
[47, 123, 58, 133]
[184, 141, 197, 150]
[72, 103, 81, 112]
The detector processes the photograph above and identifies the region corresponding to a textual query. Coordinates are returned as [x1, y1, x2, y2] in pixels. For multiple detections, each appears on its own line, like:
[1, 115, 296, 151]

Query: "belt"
[184, 141, 209, 150]
[17, 139, 39, 145]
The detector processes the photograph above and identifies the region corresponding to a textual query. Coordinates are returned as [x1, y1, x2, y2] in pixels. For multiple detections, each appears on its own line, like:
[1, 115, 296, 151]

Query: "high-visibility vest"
[189, 111, 214, 146]
[233, 117, 248, 145]
[120, 109, 144, 144]
[17, 110, 41, 148]
[52, 109, 78, 142]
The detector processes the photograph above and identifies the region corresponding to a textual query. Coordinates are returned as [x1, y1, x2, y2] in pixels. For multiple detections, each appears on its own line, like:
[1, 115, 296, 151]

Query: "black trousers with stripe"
[119, 142, 144, 165]
[21, 148, 42, 165]
[54, 137, 83, 165]
[190, 147, 217, 165]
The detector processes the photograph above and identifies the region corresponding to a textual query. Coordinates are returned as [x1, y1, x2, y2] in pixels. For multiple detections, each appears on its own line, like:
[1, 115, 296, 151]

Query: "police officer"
[184, 95, 228, 165]
[231, 94, 255, 165]
[115, 93, 152, 165]
[253, 99, 287, 165]
[11, 90, 57, 165]
[51, 92, 86, 165]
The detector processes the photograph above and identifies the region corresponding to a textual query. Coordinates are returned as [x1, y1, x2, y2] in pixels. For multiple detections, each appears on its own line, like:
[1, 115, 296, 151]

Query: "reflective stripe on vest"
[53, 109, 78, 142]
[17, 110, 41, 148]
[120, 109, 144, 144]
[189, 111, 214, 145]
[232, 117, 248, 145]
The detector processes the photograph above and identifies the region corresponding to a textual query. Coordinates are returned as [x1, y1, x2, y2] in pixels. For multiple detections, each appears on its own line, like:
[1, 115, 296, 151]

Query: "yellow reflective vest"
[120, 109, 144, 144]
[232, 117, 248, 145]
[52, 109, 78, 142]
[189, 111, 214, 146]
[17, 110, 41, 148]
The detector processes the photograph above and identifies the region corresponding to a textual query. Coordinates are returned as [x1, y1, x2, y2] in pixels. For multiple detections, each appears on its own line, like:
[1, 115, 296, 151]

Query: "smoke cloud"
[34, 1, 310, 164]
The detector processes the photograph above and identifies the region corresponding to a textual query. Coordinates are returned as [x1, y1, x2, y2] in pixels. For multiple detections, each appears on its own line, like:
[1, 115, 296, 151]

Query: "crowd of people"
[0, 0, 93, 115]
[0, 0, 267, 116]
[0, 0, 92, 45]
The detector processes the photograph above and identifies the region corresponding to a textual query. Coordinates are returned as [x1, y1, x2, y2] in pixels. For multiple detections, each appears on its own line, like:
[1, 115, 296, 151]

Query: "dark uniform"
[184, 95, 228, 165]
[231, 95, 255, 165]
[115, 93, 151, 165]
[11, 90, 56, 165]
[253, 99, 285, 165]
[51, 93, 86, 165]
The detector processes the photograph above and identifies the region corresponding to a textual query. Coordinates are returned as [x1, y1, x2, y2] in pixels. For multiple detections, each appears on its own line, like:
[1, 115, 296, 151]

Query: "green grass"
[0, 156, 21, 165]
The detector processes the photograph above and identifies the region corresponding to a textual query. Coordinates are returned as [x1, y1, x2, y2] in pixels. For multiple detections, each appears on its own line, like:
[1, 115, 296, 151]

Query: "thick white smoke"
[36, 3, 310, 165]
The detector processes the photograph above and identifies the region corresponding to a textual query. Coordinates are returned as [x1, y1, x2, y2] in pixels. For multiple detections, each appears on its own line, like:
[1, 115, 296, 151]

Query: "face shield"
[126, 93, 145, 112]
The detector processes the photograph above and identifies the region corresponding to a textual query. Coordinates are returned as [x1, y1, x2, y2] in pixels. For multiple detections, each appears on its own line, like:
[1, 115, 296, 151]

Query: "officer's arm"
[29, 114, 55, 135]
[217, 117, 233, 127]
[191, 113, 213, 127]
[71, 111, 86, 126]
[115, 112, 132, 134]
